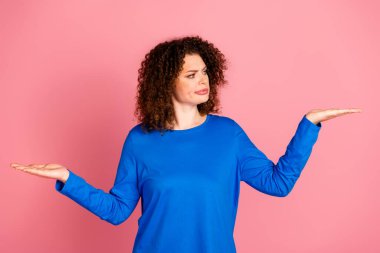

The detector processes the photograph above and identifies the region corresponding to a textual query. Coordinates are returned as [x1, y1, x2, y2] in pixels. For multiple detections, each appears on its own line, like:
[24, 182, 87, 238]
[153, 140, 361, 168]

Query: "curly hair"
[134, 35, 229, 135]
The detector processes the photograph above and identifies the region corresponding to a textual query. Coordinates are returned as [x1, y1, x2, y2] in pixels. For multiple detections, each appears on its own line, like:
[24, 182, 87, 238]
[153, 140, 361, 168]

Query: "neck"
[171, 110, 206, 130]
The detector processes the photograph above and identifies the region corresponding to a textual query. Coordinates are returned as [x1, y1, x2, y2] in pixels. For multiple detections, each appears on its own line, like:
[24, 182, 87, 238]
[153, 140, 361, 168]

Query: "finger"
[27, 164, 63, 170]
[10, 163, 25, 167]
[11, 164, 27, 170]
[347, 108, 362, 113]
[44, 164, 64, 169]
[13, 165, 51, 178]
[28, 164, 47, 169]
[328, 108, 361, 116]
[12, 165, 32, 171]
[338, 108, 362, 115]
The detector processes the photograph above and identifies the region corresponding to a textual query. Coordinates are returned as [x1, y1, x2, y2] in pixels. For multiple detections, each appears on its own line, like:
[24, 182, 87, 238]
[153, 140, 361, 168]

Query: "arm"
[55, 131, 140, 225]
[235, 114, 321, 197]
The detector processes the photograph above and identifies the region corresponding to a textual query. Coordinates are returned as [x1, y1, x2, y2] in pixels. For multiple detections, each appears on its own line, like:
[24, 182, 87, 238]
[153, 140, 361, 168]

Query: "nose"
[199, 72, 208, 85]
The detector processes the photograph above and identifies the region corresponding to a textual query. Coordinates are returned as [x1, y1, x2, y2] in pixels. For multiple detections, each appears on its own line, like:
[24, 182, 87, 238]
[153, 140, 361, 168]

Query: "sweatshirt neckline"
[167, 114, 211, 134]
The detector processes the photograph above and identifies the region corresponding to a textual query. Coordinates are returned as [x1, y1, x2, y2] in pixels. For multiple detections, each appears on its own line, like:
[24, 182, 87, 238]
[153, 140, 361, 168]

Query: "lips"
[195, 88, 209, 95]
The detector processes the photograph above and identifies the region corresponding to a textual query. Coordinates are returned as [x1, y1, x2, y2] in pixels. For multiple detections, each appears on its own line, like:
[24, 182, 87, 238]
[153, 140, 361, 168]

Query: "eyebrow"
[185, 66, 207, 73]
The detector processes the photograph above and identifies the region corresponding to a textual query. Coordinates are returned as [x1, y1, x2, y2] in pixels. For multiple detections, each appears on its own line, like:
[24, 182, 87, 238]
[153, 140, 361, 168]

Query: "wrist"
[305, 113, 319, 125]
[60, 169, 70, 183]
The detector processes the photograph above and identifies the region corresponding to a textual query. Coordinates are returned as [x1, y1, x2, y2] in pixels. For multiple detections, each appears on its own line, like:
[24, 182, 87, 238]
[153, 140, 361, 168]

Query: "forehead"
[182, 54, 206, 69]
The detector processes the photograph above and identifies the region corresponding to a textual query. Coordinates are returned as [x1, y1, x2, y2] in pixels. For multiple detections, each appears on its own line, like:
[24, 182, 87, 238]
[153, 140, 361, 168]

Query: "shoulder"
[127, 123, 146, 138]
[208, 113, 241, 130]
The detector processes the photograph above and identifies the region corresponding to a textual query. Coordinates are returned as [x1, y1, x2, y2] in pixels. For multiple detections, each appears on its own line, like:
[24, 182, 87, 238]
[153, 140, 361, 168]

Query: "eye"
[186, 69, 207, 79]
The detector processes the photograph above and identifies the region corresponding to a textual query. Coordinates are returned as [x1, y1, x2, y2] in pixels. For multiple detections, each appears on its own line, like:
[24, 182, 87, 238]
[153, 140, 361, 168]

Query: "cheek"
[174, 85, 187, 99]
[177, 80, 195, 95]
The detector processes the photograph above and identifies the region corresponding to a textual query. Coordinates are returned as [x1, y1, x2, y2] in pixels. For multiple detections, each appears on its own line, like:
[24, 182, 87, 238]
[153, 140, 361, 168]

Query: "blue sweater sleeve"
[235, 114, 321, 197]
[55, 131, 140, 225]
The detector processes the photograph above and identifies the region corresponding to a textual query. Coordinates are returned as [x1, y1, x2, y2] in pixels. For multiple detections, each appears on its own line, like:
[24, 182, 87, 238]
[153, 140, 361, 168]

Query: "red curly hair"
[134, 35, 229, 135]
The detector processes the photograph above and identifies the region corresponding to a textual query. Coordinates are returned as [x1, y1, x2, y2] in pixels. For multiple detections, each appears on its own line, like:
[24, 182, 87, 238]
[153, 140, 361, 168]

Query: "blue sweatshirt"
[55, 113, 321, 253]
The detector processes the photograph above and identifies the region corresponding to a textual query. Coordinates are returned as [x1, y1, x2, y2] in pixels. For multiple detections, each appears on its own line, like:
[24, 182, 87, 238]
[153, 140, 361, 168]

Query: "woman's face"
[172, 54, 210, 107]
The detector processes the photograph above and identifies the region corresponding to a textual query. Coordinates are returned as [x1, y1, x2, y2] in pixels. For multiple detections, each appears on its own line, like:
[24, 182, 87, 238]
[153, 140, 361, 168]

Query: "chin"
[198, 98, 209, 104]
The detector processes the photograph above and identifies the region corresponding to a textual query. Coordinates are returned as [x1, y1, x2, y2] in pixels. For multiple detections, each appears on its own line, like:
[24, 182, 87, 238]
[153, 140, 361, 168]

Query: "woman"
[10, 35, 361, 253]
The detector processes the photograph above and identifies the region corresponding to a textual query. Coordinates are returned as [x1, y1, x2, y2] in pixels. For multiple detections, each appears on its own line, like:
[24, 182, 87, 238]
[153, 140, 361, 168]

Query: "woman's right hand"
[10, 163, 70, 183]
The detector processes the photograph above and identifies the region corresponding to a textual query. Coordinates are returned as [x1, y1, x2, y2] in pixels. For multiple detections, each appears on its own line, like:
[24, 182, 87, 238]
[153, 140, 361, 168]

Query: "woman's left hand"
[305, 108, 362, 125]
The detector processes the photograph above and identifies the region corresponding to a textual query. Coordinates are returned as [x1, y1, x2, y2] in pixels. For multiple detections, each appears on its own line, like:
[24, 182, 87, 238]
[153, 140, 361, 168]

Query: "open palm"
[10, 163, 69, 183]
[305, 108, 362, 125]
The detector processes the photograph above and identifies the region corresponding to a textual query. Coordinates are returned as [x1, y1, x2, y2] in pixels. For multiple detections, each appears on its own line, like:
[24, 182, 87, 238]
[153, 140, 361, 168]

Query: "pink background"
[1, 1, 378, 252]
